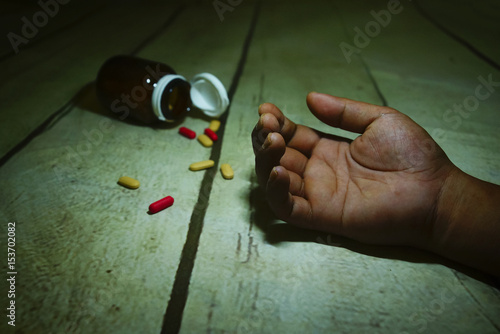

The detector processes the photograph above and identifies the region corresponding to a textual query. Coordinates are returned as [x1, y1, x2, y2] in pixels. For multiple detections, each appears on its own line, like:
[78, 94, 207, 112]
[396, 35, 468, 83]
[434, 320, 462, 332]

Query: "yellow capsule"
[198, 134, 213, 147]
[118, 176, 140, 189]
[209, 119, 221, 132]
[189, 160, 215, 171]
[220, 163, 234, 180]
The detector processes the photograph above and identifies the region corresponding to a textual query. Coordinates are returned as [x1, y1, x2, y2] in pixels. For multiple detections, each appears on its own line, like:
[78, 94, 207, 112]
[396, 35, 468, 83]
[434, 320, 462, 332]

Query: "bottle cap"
[152, 73, 229, 121]
[190, 73, 229, 118]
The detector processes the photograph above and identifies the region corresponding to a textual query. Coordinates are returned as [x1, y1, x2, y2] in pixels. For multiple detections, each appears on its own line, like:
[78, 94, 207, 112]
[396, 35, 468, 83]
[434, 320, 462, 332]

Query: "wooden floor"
[1, 0, 500, 333]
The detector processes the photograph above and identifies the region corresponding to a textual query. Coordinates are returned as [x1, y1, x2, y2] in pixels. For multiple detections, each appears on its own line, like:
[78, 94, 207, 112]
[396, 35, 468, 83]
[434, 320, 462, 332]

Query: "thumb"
[306, 92, 397, 134]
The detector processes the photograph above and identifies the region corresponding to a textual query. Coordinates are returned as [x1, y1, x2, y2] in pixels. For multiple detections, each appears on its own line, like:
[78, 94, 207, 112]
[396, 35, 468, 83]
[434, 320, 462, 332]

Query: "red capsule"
[149, 196, 174, 214]
[204, 128, 218, 141]
[179, 127, 196, 139]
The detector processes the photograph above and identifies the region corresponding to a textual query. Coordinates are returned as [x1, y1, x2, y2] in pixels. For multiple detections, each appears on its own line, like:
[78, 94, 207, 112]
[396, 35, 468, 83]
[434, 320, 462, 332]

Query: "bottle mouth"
[152, 73, 229, 121]
[152, 75, 191, 122]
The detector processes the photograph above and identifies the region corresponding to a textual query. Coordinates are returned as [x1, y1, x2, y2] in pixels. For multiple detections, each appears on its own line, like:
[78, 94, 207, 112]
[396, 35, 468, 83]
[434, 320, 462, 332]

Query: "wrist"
[427, 166, 468, 253]
[426, 166, 500, 276]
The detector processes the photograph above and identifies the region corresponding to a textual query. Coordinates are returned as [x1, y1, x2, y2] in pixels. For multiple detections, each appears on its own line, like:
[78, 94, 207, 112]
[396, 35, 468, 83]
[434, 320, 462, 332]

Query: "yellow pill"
[209, 120, 221, 132]
[189, 160, 215, 171]
[118, 176, 140, 189]
[198, 134, 213, 147]
[220, 163, 234, 180]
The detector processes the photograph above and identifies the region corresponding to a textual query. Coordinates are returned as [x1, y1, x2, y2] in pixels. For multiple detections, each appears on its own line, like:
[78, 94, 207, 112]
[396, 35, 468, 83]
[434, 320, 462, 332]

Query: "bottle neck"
[152, 74, 187, 122]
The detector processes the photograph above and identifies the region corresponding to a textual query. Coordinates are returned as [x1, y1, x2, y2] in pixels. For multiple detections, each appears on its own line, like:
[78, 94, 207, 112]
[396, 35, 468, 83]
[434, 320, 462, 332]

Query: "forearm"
[429, 167, 500, 276]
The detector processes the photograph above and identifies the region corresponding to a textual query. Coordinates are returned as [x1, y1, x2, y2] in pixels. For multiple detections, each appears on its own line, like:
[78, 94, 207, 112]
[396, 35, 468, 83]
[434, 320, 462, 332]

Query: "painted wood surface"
[1, 0, 499, 333]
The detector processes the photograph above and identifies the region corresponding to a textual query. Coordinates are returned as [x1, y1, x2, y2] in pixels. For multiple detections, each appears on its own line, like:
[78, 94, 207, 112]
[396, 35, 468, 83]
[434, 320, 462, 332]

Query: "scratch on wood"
[206, 291, 217, 334]
[9, 191, 24, 206]
[237, 281, 243, 302]
[452, 270, 500, 331]
[242, 235, 253, 263]
[242, 235, 259, 263]
[253, 241, 259, 259]
[236, 233, 242, 255]
[251, 283, 260, 311]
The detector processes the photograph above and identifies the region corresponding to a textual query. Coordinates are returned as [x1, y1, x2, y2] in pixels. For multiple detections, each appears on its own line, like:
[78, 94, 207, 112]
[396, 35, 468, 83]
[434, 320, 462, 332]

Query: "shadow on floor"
[249, 182, 500, 289]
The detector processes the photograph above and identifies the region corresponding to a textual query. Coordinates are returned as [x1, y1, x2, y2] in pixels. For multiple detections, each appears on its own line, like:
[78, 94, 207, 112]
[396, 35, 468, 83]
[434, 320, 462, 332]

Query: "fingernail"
[258, 103, 264, 111]
[269, 167, 278, 183]
[255, 114, 264, 130]
[262, 133, 273, 149]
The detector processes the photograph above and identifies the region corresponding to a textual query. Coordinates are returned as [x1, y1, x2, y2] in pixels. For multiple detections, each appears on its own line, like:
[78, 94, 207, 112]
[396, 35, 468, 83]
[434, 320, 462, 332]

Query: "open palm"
[252, 93, 455, 247]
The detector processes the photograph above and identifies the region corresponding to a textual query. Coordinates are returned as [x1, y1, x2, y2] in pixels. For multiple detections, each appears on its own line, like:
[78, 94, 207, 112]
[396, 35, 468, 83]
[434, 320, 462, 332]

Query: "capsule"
[149, 196, 174, 214]
[118, 176, 140, 189]
[179, 126, 196, 139]
[189, 160, 215, 171]
[198, 134, 213, 147]
[209, 119, 221, 132]
[220, 163, 234, 179]
[204, 128, 218, 142]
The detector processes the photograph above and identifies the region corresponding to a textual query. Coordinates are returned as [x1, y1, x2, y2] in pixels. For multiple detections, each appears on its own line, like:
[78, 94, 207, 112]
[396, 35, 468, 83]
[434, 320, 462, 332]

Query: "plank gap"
[160, 2, 262, 333]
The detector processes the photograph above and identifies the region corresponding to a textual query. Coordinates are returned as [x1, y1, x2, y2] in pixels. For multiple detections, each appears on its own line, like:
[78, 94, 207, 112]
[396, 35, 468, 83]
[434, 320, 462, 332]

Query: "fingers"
[252, 103, 312, 187]
[257, 103, 298, 143]
[254, 132, 285, 186]
[306, 92, 398, 134]
[266, 166, 312, 226]
[251, 112, 279, 153]
[254, 131, 308, 193]
[253, 103, 323, 158]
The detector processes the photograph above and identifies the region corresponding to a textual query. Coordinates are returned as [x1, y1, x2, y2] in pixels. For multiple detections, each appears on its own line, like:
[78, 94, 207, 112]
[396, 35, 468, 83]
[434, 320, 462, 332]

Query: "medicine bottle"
[96, 55, 229, 124]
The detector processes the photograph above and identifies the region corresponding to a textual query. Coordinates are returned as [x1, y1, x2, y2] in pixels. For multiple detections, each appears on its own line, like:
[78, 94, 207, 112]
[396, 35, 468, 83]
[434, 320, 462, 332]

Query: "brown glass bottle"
[96, 55, 192, 124]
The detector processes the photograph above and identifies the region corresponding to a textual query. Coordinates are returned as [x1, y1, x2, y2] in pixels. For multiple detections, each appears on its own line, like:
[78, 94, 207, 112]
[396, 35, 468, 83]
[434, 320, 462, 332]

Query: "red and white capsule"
[149, 196, 174, 214]
[179, 127, 196, 139]
[204, 128, 218, 141]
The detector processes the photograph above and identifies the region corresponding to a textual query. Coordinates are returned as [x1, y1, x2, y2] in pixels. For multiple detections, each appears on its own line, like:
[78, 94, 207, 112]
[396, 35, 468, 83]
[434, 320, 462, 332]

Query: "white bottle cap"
[189, 73, 229, 118]
[152, 73, 229, 122]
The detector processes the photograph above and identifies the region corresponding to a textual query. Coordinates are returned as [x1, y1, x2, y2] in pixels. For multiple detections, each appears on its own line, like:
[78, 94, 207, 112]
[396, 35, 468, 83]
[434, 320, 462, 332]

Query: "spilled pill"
[189, 160, 215, 171]
[220, 163, 234, 180]
[198, 134, 213, 147]
[118, 176, 140, 189]
[149, 196, 174, 214]
[179, 126, 196, 139]
[209, 119, 221, 132]
[204, 128, 218, 141]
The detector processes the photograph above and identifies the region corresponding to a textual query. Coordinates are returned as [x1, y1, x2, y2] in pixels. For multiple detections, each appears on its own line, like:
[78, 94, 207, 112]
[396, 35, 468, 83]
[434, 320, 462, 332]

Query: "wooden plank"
[0, 0, 103, 57]
[180, 0, 500, 333]
[0, 1, 182, 159]
[0, 2, 253, 333]
[416, 0, 500, 65]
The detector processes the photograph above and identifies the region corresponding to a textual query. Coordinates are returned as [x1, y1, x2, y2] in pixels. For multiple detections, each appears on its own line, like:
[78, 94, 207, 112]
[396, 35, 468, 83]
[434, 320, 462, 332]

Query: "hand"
[251, 92, 456, 248]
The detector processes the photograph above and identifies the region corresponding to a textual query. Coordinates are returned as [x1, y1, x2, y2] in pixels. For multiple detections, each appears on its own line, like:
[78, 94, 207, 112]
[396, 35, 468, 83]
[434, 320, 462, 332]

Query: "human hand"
[251, 92, 456, 248]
